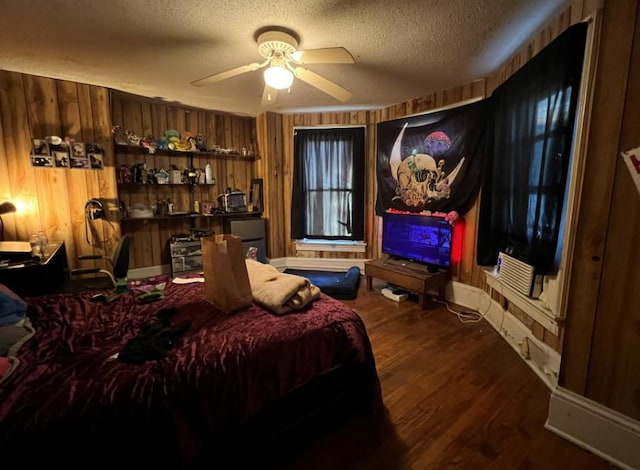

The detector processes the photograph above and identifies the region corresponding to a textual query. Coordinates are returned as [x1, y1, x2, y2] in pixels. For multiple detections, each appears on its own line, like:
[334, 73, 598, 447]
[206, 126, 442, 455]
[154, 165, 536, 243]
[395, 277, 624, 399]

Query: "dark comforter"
[0, 282, 381, 468]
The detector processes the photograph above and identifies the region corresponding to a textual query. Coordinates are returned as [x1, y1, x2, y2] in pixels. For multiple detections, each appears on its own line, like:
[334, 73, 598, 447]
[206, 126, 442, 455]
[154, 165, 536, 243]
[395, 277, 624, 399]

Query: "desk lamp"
[0, 201, 17, 241]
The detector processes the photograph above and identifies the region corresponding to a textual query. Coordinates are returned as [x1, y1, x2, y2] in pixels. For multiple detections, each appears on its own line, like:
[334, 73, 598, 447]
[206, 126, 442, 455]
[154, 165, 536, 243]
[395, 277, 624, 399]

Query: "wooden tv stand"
[364, 257, 450, 309]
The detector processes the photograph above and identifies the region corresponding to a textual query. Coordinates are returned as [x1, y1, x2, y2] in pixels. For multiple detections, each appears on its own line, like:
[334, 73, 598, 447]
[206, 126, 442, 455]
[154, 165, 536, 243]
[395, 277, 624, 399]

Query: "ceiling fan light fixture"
[264, 65, 294, 90]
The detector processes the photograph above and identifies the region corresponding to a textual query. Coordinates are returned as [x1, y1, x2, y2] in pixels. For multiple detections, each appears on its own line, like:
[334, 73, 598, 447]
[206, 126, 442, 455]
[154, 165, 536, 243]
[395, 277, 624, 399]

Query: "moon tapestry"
[375, 99, 488, 216]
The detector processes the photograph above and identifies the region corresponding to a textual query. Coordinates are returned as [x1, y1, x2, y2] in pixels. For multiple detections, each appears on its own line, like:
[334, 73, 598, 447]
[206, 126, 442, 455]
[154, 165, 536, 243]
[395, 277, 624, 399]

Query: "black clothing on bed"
[118, 307, 191, 364]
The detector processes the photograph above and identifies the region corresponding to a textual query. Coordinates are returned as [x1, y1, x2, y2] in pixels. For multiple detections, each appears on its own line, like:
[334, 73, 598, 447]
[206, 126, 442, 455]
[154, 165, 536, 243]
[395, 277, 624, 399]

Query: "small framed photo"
[52, 151, 70, 168]
[31, 138, 50, 157]
[49, 142, 70, 168]
[86, 143, 105, 169]
[70, 142, 89, 169]
[31, 155, 54, 167]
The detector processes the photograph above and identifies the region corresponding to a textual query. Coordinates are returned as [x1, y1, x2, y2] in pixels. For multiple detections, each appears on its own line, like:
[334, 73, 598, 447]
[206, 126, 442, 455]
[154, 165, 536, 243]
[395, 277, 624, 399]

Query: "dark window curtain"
[477, 23, 588, 273]
[291, 128, 365, 240]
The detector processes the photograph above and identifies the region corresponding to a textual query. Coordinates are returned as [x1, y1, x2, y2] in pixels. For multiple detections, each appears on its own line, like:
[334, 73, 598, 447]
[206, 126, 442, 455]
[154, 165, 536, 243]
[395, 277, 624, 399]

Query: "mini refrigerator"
[223, 218, 267, 263]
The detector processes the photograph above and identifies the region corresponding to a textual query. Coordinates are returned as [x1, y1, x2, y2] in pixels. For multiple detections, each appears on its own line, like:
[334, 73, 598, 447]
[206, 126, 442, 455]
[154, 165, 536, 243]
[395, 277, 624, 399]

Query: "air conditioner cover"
[497, 252, 543, 298]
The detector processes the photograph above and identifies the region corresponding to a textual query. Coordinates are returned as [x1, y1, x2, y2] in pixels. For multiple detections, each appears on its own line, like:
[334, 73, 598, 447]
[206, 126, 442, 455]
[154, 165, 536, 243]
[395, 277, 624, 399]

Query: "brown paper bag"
[202, 234, 253, 313]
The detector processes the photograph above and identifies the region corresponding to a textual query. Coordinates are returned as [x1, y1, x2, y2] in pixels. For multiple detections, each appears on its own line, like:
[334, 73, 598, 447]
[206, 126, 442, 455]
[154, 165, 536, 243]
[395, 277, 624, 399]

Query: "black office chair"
[69, 235, 130, 291]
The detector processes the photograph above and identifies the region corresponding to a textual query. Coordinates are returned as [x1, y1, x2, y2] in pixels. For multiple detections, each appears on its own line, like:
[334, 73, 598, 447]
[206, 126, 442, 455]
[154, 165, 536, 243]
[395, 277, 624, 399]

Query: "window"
[525, 88, 574, 244]
[291, 127, 365, 241]
[477, 23, 587, 274]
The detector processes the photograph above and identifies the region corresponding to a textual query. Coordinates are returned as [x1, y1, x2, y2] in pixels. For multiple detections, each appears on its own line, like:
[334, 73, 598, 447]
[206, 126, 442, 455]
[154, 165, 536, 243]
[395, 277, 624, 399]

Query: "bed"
[0, 280, 383, 468]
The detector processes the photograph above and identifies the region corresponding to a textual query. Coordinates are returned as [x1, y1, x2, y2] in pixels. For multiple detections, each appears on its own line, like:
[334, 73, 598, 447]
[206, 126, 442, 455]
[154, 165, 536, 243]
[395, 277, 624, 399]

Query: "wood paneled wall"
[255, 112, 286, 259]
[110, 91, 259, 269]
[0, 71, 117, 270]
[561, 0, 640, 421]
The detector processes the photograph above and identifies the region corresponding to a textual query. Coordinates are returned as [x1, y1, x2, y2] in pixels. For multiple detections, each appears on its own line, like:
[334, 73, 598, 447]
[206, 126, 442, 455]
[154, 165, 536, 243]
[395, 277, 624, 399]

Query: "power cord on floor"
[431, 297, 485, 323]
[427, 277, 507, 326]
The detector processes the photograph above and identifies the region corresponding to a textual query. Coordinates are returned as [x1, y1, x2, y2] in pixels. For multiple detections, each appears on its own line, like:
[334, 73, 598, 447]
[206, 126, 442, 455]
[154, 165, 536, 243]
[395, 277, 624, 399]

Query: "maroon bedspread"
[0, 282, 381, 468]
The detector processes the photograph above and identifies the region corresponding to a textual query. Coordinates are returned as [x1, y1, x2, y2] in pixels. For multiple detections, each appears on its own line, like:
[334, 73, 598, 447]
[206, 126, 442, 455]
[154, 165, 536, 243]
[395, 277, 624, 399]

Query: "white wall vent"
[497, 252, 543, 298]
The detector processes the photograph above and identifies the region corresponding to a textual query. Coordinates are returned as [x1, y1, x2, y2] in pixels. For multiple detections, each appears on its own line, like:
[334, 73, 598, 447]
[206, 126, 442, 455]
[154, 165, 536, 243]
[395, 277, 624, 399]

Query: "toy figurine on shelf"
[126, 130, 141, 146]
[195, 134, 207, 152]
[169, 136, 197, 152]
[156, 136, 168, 150]
[155, 169, 169, 184]
[112, 125, 128, 145]
[141, 135, 158, 154]
[146, 167, 157, 184]
[118, 164, 131, 183]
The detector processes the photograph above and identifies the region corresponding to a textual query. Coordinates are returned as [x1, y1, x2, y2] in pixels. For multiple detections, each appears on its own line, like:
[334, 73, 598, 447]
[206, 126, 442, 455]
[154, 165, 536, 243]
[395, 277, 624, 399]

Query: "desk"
[364, 258, 450, 309]
[0, 242, 67, 297]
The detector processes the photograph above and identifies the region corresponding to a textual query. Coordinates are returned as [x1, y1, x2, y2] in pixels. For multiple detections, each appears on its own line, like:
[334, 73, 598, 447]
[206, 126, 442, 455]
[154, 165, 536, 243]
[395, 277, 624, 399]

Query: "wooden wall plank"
[77, 82, 109, 260]
[579, 0, 640, 420]
[55, 79, 86, 266]
[90, 86, 119, 256]
[0, 93, 17, 240]
[1, 72, 42, 241]
[560, 0, 635, 396]
[23, 75, 67, 246]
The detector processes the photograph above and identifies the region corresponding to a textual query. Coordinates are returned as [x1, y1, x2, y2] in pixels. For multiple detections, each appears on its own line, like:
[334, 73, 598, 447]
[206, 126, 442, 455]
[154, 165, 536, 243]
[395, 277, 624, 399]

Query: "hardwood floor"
[269, 282, 613, 469]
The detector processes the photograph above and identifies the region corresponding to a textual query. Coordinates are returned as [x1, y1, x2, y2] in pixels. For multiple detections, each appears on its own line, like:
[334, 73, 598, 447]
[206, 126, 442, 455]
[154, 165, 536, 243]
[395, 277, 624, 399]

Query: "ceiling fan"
[190, 29, 355, 106]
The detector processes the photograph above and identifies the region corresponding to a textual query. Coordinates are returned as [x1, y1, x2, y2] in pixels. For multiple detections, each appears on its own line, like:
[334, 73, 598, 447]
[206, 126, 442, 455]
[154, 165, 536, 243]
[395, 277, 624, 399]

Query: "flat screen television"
[382, 212, 452, 269]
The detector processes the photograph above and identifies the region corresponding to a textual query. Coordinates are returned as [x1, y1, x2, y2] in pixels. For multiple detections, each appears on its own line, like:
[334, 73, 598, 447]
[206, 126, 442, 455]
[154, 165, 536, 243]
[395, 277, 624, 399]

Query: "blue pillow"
[0, 284, 27, 327]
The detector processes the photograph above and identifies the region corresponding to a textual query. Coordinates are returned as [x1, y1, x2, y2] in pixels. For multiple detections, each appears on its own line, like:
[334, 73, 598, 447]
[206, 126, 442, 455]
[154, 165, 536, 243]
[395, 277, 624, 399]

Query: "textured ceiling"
[0, 0, 570, 116]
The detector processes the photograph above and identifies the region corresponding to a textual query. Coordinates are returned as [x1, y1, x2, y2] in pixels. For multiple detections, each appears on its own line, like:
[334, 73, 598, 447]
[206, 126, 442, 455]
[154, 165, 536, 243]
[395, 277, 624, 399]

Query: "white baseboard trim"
[447, 281, 560, 389]
[546, 387, 640, 470]
[269, 257, 367, 272]
[294, 239, 366, 253]
[128, 257, 365, 279]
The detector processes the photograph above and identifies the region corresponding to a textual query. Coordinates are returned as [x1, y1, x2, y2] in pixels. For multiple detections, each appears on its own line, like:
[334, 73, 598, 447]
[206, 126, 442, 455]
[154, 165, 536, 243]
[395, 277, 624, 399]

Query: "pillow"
[0, 317, 34, 353]
[0, 356, 19, 384]
[0, 283, 27, 327]
[0, 318, 34, 384]
[282, 266, 361, 300]
[0, 326, 30, 356]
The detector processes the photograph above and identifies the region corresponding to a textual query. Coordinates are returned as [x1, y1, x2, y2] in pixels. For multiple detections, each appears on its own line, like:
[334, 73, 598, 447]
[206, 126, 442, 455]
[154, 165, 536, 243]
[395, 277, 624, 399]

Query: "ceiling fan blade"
[294, 67, 352, 102]
[261, 85, 278, 107]
[191, 62, 263, 87]
[290, 47, 354, 64]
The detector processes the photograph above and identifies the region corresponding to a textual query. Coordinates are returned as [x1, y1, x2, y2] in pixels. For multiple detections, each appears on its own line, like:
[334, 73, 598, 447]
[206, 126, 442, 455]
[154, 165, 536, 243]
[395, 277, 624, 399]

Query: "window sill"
[294, 239, 366, 253]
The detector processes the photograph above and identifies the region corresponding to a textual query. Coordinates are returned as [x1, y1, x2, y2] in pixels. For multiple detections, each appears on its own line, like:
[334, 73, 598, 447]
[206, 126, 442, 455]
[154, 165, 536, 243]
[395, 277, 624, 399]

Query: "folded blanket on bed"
[245, 259, 321, 315]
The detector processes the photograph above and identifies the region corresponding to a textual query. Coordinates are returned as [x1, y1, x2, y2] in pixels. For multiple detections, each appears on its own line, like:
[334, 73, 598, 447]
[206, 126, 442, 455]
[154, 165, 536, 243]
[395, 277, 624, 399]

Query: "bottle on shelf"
[205, 163, 214, 185]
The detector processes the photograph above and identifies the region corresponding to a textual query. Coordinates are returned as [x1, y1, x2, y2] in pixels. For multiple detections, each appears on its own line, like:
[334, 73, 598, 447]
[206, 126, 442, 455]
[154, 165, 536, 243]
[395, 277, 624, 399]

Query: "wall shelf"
[121, 211, 263, 222]
[117, 183, 217, 189]
[114, 143, 260, 160]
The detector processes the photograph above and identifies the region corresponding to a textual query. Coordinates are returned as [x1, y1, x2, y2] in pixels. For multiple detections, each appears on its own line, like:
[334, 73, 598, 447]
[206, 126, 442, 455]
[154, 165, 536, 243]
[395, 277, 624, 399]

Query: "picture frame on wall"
[86, 143, 105, 169]
[50, 142, 70, 168]
[52, 151, 70, 168]
[31, 155, 54, 167]
[31, 138, 50, 157]
[70, 142, 89, 169]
